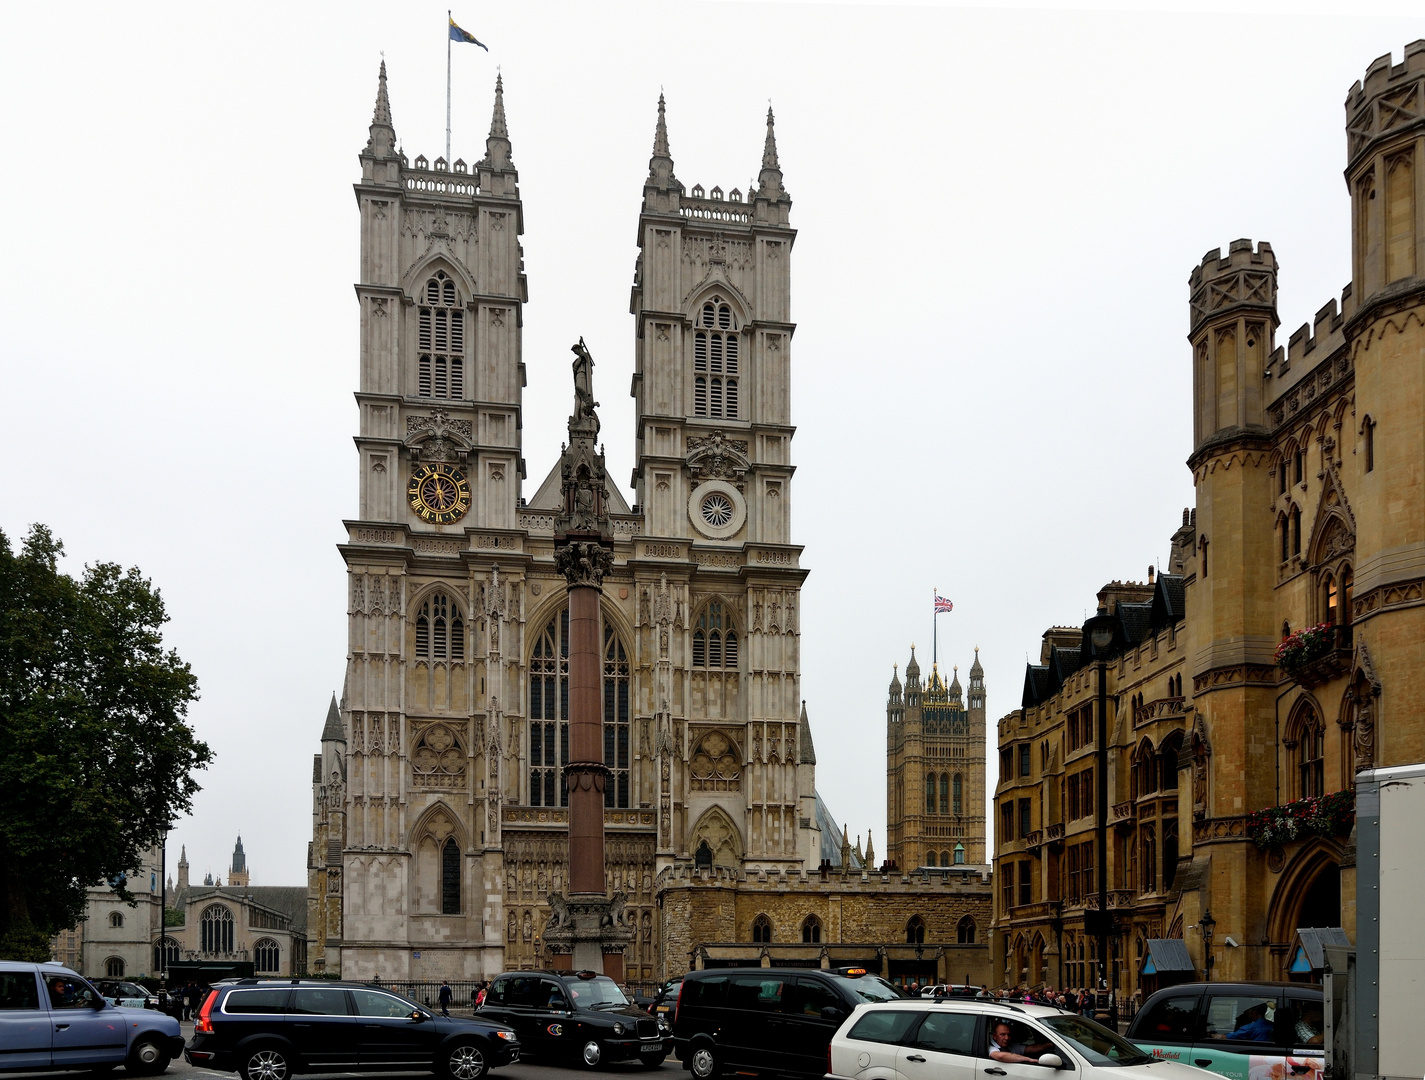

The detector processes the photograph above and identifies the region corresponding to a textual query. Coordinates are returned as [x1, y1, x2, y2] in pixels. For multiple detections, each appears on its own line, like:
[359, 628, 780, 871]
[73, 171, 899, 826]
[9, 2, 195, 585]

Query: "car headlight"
[495, 1030, 517, 1041]
[613, 1022, 625, 1035]
[658, 1017, 670, 1030]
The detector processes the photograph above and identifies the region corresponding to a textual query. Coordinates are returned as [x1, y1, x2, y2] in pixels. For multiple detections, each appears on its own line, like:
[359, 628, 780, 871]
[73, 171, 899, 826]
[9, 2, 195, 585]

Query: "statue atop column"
[556, 339, 614, 574]
[570, 337, 600, 439]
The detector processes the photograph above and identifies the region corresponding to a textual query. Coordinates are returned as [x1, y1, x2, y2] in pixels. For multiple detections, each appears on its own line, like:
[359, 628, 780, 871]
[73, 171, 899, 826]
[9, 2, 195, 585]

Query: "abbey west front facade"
[992, 42, 1425, 996]
[306, 67, 990, 985]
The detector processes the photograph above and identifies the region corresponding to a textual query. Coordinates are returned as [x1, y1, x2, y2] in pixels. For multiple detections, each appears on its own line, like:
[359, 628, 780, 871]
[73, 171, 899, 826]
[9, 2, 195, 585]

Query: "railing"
[1025, 829, 1044, 849]
[1133, 697, 1185, 727]
[1044, 823, 1065, 842]
[1112, 801, 1136, 822]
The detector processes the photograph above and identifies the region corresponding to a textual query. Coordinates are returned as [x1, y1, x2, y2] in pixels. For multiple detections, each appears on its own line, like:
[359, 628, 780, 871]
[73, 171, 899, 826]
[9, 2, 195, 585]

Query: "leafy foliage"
[1246, 790, 1355, 849]
[0, 525, 210, 944]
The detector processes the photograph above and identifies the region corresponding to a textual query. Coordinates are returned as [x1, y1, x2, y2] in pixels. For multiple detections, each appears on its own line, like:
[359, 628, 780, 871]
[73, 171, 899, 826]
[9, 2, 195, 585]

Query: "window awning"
[1140, 938, 1194, 975]
[1288, 927, 1350, 974]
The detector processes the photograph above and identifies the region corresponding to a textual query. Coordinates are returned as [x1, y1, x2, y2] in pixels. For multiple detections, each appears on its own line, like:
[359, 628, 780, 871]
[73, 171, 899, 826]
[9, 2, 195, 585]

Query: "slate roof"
[321, 694, 345, 742]
[1141, 938, 1195, 974]
[1292, 926, 1350, 972]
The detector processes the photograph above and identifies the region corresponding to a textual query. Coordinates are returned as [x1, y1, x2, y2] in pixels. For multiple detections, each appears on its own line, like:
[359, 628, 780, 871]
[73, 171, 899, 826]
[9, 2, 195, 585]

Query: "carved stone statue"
[1353, 689, 1377, 771]
[601, 891, 627, 927]
[570, 338, 600, 438]
[546, 891, 570, 931]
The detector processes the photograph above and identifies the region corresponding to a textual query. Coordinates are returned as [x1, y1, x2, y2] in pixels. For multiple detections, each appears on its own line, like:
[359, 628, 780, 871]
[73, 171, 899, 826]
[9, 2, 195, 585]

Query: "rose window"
[701, 493, 735, 528]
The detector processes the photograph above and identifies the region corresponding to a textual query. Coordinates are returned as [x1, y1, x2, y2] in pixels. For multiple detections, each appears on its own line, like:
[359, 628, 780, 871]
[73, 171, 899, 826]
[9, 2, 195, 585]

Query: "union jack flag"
[934, 594, 954, 613]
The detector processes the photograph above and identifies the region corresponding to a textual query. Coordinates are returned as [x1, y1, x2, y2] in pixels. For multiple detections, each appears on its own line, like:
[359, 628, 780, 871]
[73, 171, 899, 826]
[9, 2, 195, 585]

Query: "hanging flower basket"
[1245, 790, 1355, 849]
[1275, 623, 1351, 688]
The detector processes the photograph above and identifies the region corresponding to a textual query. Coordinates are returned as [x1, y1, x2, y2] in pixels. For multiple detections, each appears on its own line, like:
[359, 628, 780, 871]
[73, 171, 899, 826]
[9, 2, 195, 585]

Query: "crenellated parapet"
[1189, 240, 1278, 339]
[1346, 39, 1425, 169]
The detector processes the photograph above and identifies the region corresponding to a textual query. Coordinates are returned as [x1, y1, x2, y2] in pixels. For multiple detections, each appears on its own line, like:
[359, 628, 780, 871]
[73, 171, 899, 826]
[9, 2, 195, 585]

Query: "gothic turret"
[641, 93, 681, 215]
[753, 106, 790, 223]
[363, 60, 397, 160]
[176, 845, 189, 893]
[478, 74, 518, 194]
[948, 665, 963, 706]
[968, 647, 985, 711]
[888, 664, 902, 704]
[905, 647, 921, 707]
[798, 700, 816, 765]
[229, 835, 249, 888]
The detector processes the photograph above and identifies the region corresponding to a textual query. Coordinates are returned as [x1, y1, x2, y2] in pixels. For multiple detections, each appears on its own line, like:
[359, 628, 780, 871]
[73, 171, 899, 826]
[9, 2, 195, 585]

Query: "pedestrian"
[439, 980, 453, 1017]
[475, 981, 487, 1008]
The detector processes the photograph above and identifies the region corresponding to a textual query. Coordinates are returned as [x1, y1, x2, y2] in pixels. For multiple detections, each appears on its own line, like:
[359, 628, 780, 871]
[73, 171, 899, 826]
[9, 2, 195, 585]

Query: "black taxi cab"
[477, 970, 672, 1068]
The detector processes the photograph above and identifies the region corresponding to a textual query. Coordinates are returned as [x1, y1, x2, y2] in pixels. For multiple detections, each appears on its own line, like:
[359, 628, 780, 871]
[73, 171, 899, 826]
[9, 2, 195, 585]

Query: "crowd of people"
[901, 983, 1129, 1026]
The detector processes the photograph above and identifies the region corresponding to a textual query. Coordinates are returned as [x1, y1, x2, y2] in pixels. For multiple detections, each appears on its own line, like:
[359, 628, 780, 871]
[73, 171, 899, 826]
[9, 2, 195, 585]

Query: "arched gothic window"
[200, 904, 234, 954]
[957, 916, 976, 944]
[940, 850, 951, 867]
[603, 624, 631, 809]
[905, 916, 926, 945]
[253, 938, 280, 973]
[415, 592, 464, 662]
[693, 298, 739, 419]
[952, 773, 963, 816]
[441, 836, 461, 914]
[926, 851, 937, 867]
[418, 271, 464, 399]
[752, 914, 772, 943]
[155, 937, 180, 970]
[1293, 706, 1326, 798]
[925, 774, 936, 815]
[1292, 508, 1303, 557]
[939, 773, 949, 815]
[105, 957, 125, 977]
[1280, 514, 1290, 563]
[529, 608, 631, 808]
[692, 603, 738, 670]
[801, 915, 822, 943]
[109, 911, 123, 928]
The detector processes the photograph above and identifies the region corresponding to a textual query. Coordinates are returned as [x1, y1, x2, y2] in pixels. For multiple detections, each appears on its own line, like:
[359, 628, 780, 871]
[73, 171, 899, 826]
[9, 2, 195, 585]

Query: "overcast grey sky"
[1, 2, 1419, 887]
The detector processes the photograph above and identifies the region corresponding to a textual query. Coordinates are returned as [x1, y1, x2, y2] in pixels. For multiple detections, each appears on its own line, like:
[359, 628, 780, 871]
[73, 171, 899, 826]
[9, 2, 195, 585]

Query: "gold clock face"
[407, 463, 471, 524]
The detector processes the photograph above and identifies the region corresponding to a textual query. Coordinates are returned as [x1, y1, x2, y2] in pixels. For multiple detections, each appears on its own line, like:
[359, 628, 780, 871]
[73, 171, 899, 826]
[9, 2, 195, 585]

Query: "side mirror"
[410, 1010, 426, 1021]
[1037, 1054, 1063, 1069]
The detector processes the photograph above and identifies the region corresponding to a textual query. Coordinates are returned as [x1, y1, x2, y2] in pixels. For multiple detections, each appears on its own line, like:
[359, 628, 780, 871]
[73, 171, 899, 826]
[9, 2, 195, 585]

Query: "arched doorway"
[1298, 864, 1340, 929]
[1269, 842, 1344, 945]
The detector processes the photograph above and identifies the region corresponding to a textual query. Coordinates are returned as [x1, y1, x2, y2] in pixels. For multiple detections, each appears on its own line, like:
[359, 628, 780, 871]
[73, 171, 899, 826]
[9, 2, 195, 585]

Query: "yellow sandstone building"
[993, 41, 1425, 996]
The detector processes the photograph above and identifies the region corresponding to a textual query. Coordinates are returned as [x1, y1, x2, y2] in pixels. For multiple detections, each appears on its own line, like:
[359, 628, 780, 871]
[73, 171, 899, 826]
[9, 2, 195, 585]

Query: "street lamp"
[1083, 604, 1119, 1000]
[1200, 910, 1216, 982]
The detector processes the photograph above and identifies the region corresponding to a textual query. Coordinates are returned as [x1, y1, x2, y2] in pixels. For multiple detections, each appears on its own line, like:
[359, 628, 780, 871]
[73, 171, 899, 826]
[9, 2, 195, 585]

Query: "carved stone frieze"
[686, 431, 750, 490]
[554, 541, 614, 589]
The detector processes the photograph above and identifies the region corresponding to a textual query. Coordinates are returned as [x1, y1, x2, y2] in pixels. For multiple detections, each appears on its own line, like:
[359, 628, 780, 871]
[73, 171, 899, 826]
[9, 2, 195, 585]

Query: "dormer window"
[418, 271, 464, 399]
[693, 297, 739, 419]
[691, 184, 705, 198]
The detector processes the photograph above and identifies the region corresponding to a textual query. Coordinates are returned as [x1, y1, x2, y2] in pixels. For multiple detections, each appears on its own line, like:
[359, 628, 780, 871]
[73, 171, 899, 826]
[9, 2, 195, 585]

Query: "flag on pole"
[449, 17, 488, 49]
[934, 594, 954, 613]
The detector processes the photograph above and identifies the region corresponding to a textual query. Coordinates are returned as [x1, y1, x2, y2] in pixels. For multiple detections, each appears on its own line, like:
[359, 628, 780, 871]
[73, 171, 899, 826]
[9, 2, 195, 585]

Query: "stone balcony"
[1134, 696, 1186, 727]
[1282, 624, 1354, 689]
[1112, 801, 1136, 823]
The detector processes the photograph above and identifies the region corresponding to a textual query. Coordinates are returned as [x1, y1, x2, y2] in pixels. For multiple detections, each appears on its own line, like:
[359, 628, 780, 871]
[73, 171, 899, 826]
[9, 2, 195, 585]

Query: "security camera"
[1224, 936, 1241, 948]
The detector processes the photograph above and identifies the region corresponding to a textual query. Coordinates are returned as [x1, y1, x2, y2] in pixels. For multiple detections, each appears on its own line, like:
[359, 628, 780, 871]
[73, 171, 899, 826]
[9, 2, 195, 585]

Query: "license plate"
[641, 1042, 663, 1052]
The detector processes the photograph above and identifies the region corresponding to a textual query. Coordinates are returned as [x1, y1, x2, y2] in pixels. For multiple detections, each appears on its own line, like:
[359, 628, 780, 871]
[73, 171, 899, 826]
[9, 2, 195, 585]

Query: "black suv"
[477, 970, 672, 1067]
[673, 966, 903, 1079]
[183, 980, 520, 1080]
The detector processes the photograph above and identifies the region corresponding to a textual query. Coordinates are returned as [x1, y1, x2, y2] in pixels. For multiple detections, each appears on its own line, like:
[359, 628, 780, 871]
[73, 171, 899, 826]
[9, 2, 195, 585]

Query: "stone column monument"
[545, 339, 632, 975]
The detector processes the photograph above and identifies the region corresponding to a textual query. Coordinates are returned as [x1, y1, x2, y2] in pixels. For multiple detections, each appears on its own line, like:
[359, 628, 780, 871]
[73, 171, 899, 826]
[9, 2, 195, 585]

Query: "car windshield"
[567, 977, 629, 1009]
[1041, 1015, 1156, 1066]
[119, 983, 146, 997]
[828, 974, 903, 1003]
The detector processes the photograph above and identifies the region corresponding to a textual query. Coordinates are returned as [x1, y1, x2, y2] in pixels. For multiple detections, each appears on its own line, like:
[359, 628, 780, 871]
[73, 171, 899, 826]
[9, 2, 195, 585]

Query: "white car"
[828, 998, 1213, 1080]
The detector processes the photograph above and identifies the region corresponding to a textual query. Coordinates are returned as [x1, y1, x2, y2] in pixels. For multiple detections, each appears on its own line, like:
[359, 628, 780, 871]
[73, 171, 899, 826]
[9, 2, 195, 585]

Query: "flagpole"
[446, 10, 453, 165]
[933, 588, 937, 668]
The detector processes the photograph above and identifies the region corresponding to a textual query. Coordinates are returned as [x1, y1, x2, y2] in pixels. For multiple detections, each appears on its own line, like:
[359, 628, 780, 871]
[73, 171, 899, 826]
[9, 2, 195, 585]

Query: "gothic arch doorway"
[1269, 842, 1343, 945]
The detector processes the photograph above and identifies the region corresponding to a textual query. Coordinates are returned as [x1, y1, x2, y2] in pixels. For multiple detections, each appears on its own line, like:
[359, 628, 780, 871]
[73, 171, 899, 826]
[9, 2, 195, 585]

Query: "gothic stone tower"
[331, 66, 526, 981]
[631, 99, 817, 873]
[886, 649, 988, 871]
[322, 70, 820, 985]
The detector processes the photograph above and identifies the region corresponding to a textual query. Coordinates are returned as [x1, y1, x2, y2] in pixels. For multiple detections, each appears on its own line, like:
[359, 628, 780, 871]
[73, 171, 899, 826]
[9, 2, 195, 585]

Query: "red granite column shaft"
[566, 581, 605, 895]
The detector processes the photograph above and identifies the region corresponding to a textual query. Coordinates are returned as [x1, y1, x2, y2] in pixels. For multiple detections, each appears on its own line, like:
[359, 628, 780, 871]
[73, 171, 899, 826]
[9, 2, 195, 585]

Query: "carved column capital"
[554, 539, 614, 590]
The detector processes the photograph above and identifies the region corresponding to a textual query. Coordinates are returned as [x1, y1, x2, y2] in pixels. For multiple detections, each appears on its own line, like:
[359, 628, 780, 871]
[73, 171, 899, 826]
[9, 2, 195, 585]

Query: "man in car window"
[1227, 1004, 1275, 1042]
[989, 1020, 1053, 1063]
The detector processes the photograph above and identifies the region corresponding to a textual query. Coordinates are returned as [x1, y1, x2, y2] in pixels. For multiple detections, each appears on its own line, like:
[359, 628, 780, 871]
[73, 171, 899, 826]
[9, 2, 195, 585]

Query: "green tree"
[0, 525, 210, 958]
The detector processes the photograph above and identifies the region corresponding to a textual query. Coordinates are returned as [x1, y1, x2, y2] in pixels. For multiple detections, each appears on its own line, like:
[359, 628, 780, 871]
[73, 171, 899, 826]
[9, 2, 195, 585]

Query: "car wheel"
[640, 1052, 667, 1068]
[238, 1045, 291, 1080]
[442, 1041, 488, 1080]
[127, 1037, 171, 1076]
[582, 1039, 604, 1068]
[688, 1044, 718, 1080]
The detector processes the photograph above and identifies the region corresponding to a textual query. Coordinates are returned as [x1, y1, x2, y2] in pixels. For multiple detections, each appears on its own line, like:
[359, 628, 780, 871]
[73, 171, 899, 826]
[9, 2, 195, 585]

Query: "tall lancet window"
[693, 298, 739, 419]
[418, 271, 464, 399]
[415, 592, 464, 661]
[529, 608, 631, 809]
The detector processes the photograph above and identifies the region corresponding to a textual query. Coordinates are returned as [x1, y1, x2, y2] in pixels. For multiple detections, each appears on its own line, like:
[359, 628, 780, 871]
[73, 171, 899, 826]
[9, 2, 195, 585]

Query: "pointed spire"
[480, 74, 514, 173]
[179, 845, 187, 864]
[645, 93, 679, 193]
[865, 830, 875, 869]
[755, 104, 789, 205]
[798, 700, 817, 765]
[488, 72, 508, 139]
[970, 645, 984, 677]
[322, 692, 345, 742]
[761, 105, 779, 170]
[653, 93, 670, 158]
[364, 60, 397, 159]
